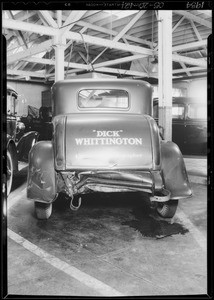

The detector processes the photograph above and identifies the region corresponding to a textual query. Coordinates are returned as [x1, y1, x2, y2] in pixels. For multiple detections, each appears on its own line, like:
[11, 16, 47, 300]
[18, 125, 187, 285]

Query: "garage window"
[187, 104, 207, 119]
[78, 89, 129, 109]
[7, 91, 18, 115]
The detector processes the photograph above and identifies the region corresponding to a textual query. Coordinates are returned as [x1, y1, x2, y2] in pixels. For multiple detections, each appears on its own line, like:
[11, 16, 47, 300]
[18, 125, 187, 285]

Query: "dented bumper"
[58, 170, 164, 196]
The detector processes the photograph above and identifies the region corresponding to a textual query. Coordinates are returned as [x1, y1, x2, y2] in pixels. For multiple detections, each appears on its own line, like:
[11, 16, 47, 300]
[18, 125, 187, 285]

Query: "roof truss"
[2, 9, 212, 81]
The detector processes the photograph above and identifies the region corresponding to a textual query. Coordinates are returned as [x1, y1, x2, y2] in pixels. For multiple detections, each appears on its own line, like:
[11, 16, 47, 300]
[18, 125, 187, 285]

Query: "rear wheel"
[35, 201, 52, 220]
[7, 149, 13, 196]
[156, 200, 178, 218]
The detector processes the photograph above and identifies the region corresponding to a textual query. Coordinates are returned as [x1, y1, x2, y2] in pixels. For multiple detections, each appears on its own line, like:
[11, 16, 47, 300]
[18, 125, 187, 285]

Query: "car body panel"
[160, 141, 192, 199]
[27, 141, 57, 203]
[27, 79, 192, 205]
[64, 113, 153, 170]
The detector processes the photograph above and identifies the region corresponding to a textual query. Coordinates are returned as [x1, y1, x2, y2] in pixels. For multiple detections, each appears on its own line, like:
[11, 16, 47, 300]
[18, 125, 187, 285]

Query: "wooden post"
[158, 10, 173, 141]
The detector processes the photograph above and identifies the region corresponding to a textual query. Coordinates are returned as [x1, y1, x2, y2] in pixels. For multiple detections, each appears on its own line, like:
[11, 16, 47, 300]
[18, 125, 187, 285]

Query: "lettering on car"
[75, 130, 143, 146]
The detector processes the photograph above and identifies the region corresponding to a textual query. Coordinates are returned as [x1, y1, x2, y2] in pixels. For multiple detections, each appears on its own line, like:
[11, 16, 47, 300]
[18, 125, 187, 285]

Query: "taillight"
[53, 115, 66, 170]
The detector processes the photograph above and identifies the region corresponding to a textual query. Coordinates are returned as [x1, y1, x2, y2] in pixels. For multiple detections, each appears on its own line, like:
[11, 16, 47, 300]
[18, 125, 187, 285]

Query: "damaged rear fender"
[160, 141, 192, 199]
[27, 141, 57, 203]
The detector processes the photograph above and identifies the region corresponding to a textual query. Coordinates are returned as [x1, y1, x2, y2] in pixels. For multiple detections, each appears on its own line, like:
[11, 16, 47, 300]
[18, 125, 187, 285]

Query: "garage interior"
[3, 9, 211, 297]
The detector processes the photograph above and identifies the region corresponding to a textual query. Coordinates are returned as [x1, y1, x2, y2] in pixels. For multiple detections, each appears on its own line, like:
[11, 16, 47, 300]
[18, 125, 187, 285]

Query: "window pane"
[153, 104, 158, 118]
[188, 104, 207, 119]
[78, 89, 129, 109]
[172, 104, 185, 119]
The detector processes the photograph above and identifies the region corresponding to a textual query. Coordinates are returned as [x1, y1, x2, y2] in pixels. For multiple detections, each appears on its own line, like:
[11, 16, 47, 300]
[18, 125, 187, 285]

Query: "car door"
[171, 102, 186, 153]
[183, 103, 207, 155]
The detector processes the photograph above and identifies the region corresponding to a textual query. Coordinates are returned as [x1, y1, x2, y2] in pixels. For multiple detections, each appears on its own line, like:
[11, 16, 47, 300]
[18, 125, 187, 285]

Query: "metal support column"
[158, 10, 173, 141]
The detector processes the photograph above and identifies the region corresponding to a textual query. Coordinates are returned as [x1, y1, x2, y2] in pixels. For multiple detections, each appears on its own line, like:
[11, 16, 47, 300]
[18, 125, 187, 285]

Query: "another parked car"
[7, 85, 39, 195]
[20, 105, 52, 141]
[27, 79, 192, 220]
[153, 97, 207, 155]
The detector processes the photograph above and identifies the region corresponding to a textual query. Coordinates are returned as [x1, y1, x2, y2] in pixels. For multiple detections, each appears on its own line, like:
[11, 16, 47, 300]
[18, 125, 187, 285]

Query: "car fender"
[27, 141, 57, 203]
[7, 135, 18, 173]
[160, 140, 192, 199]
[16, 131, 39, 162]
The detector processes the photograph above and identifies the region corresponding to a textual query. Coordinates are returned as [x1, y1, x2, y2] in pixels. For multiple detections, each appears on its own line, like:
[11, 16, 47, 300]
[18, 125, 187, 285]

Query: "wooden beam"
[172, 53, 207, 67]
[190, 20, 202, 41]
[22, 56, 89, 70]
[7, 39, 53, 64]
[64, 31, 153, 56]
[172, 16, 185, 32]
[91, 66, 149, 78]
[63, 66, 149, 78]
[14, 11, 37, 22]
[39, 11, 58, 28]
[14, 61, 29, 71]
[3, 18, 153, 57]
[7, 11, 28, 49]
[174, 52, 191, 76]
[113, 11, 146, 42]
[173, 66, 205, 74]
[57, 10, 62, 27]
[198, 10, 212, 17]
[175, 10, 212, 28]
[76, 20, 155, 47]
[172, 40, 207, 52]
[93, 54, 146, 69]
[60, 11, 87, 35]
[7, 69, 46, 78]
[13, 53, 146, 72]
[158, 10, 173, 141]
[3, 18, 57, 36]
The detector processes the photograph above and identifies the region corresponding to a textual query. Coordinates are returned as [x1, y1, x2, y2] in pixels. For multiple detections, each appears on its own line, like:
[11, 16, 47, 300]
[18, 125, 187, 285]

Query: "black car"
[7, 85, 39, 195]
[153, 97, 207, 156]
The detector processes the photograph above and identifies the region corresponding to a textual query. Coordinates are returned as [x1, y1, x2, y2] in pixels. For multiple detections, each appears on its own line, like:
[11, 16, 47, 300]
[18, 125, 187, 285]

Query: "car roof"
[7, 85, 18, 96]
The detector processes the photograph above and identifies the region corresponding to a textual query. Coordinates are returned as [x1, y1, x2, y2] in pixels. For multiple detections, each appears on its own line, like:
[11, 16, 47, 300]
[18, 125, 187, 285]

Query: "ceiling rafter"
[190, 19, 207, 53]
[174, 52, 191, 76]
[113, 11, 146, 42]
[57, 10, 62, 27]
[7, 69, 46, 78]
[7, 39, 53, 64]
[60, 11, 88, 35]
[172, 40, 207, 52]
[172, 54, 206, 67]
[6, 11, 28, 49]
[173, 66, 205, 74]
[46, 9, 155, 47]
[77, 20, 156, 47]
[39, 11, 58, 28]
[175, 10, 212, 28]
[3, 18, 153, 56]
[23, 56, 89, 70]
[172, 16, 185, 32]
[81, 12, 146, 64]
[3, 18, 57, 36]
[3, 10, 211, 81]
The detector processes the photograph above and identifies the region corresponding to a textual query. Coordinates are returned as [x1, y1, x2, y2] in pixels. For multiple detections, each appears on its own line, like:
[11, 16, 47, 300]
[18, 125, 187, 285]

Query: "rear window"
[78, 89, 129, 109]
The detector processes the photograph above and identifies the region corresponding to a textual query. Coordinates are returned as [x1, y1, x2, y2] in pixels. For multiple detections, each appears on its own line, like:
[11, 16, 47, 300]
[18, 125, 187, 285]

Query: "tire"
[35, 201, 52, 220]
[7, 149, 13, 196]
[156, 200, 178, 218]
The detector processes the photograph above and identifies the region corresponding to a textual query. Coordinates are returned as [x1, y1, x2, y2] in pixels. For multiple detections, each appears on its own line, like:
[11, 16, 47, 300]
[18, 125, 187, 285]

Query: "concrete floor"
[6, 158, 207, 297]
